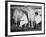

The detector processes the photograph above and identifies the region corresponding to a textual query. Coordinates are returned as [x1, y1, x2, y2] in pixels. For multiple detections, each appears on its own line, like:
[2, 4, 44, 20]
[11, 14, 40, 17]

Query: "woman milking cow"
[12, 8, 35, 29]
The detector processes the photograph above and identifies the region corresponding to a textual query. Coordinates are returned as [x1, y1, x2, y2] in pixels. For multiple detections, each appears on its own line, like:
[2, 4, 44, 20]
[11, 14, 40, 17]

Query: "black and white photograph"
[5, 1, 45, 36]
[11, 5, 42, 32]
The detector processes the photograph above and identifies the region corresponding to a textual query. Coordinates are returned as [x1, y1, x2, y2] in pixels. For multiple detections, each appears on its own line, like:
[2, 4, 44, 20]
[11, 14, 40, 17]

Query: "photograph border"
[5, 1, 45, 36]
